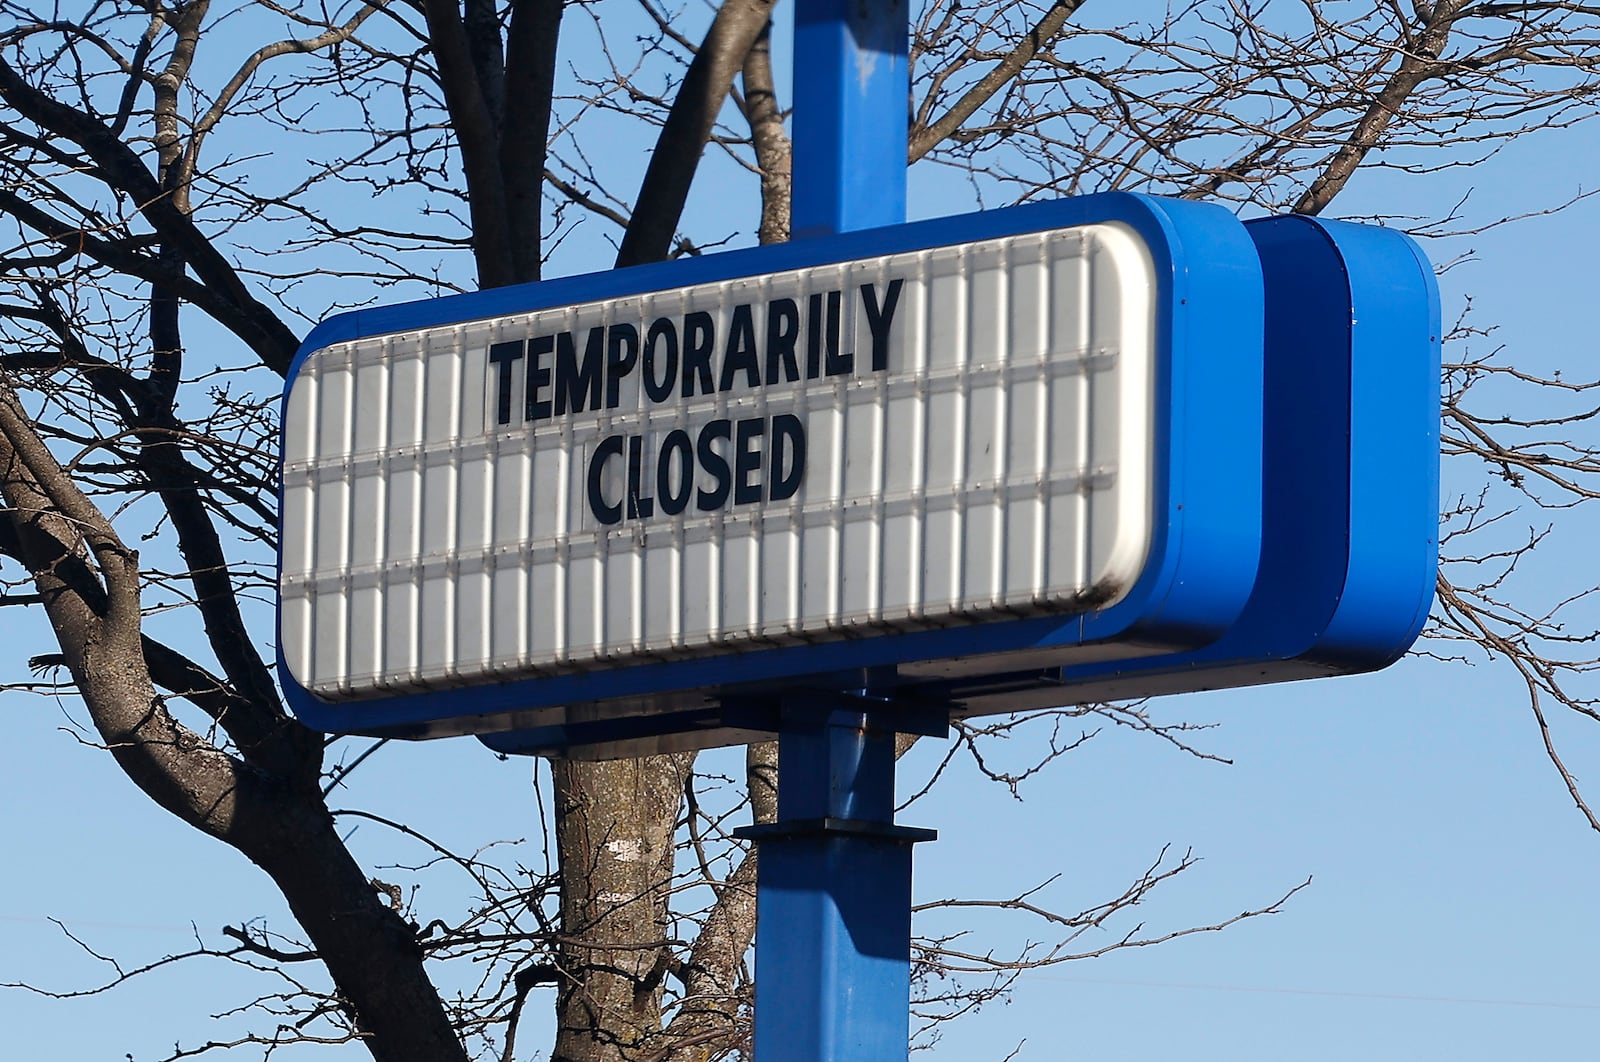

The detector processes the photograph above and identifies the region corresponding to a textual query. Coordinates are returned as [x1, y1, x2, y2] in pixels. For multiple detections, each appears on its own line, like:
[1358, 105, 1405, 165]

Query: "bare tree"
[2, 1, 1599, 1060]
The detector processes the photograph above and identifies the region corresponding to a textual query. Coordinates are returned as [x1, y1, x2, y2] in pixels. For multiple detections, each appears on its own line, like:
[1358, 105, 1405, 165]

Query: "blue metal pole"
[791, 0, 909, 238]
[740, 706, 936, 1062]
[736, 7, 923, 1059]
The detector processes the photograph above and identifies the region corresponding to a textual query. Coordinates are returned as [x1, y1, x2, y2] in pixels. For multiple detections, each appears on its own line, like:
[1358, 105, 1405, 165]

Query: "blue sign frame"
[278, 192, 1267, 739]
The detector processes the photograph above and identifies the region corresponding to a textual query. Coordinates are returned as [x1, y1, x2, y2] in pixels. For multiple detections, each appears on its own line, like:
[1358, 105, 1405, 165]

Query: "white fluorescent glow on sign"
[280, 222, 1158, 699]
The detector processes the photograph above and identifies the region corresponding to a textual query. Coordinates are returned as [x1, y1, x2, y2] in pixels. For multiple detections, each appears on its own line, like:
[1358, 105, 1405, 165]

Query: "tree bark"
[615, 0, 776, 268]
[908, 0, 1088, 163]
[551, 754, 695, 1062]
[740, 22, 790, 246]
[1293, 0, 1466, 214]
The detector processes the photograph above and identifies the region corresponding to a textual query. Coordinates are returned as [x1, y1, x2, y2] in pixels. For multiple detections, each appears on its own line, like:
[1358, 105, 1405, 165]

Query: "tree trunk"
[551, 754, 695, 1062]
[244, 797, 473, 1062]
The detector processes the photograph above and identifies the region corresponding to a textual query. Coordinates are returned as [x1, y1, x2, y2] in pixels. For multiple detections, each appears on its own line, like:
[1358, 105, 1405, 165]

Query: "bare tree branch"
[615, 0, 775, 267]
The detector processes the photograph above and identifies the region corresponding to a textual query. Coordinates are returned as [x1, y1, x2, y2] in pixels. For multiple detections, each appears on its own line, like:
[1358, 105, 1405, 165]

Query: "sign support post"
[791, 0, 908, 238]
[736, 4, 931, 1060]
[737, 700, 941, 1061]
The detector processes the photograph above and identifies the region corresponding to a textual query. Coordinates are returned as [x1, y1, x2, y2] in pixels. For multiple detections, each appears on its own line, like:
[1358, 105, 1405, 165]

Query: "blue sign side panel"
[932, 215, 1440, 714]
[278, 193, 1265, 739]
[1304, 218, 1441, 666]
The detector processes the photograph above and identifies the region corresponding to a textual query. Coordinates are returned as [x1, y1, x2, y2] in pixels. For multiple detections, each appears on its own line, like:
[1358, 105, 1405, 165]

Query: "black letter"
[644, 318, 678, 403]
[823, 290, 851, 376]
[657, 429, 694, 516]
[734, 416, 764, 506]
[488, 340, 524, 425]
[860, 279, 904, 372]
[606, 323, 640, 409]
[587, 434, 624, 525]
[696, 419, 732, 511]
[769, 414, 807, 501]
[765, 298, 801, 384]
[719, 303, 760, 392]
[682, 311, 716, 397]
[555, 327, 604, 415]
[806, 293, 824, 379]
[626, 434, 655, 519]
[526, 334, 554, 421]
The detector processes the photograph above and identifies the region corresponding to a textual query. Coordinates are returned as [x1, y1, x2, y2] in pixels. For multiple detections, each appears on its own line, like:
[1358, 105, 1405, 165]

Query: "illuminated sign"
[278, 194, 1267, 738]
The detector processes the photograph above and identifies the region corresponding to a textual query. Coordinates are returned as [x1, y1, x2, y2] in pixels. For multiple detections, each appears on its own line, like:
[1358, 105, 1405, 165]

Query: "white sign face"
[280, 222, 1157, 700]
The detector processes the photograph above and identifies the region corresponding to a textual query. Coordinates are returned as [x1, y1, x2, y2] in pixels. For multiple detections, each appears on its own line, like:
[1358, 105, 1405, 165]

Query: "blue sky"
[4, 6, 1600, 1061]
